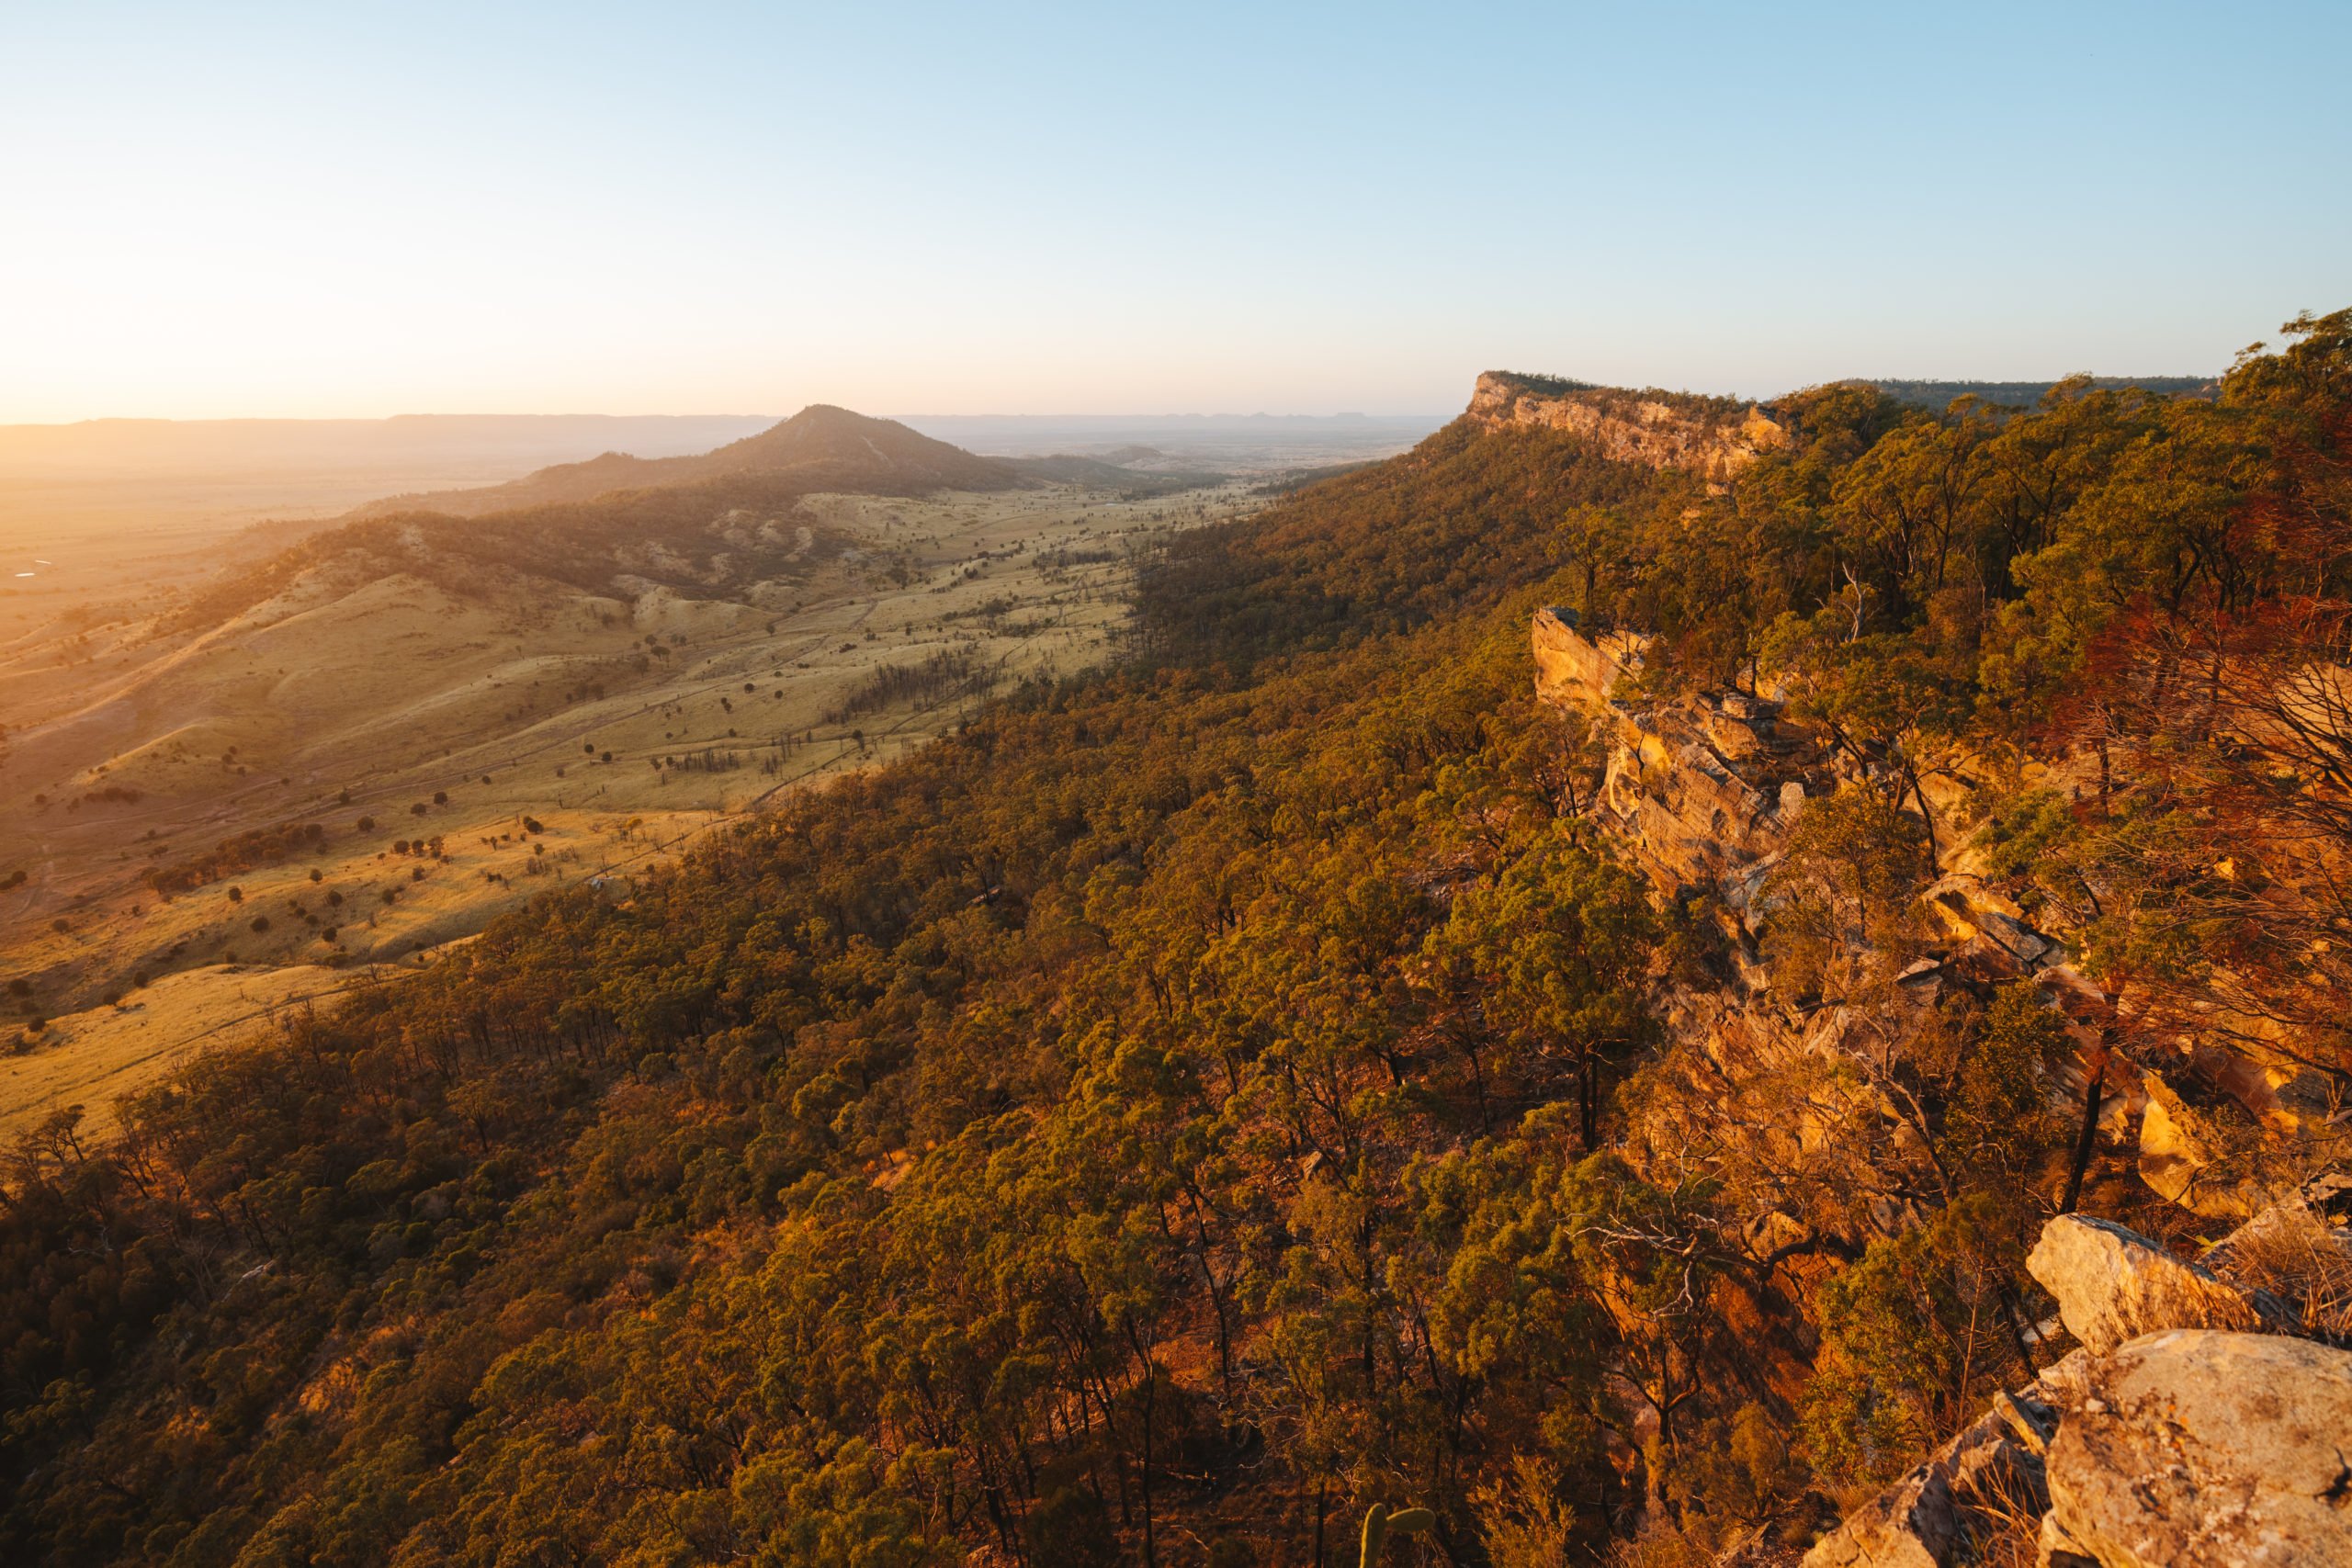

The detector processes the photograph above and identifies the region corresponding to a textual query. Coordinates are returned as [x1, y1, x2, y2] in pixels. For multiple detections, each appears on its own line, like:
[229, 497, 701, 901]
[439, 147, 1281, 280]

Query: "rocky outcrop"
[2025, 1214, 2267, 1355]
[1801, 1397, 2055, 1568]
[1806, 1325, 2352, 1568]
[1531, 606, 1828, 915]
[1524, 610, 2306, 1220]
[2041, 1330, 2352, 1568]
[1808, 1207, 2349, 1568]
[1467, 372, 1789, 487]
[1530, 610, 2049, 935]
[1531, 604, 1645, 707]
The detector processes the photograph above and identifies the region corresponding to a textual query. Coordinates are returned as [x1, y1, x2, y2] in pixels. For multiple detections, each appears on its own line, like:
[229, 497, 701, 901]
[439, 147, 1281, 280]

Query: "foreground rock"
[1800, 1397, 2054, 1568]
[2025, 1213, 2263, 1355]
[2042, 1329, 2352, 1567]
[1806, 1208, 2346, 1567]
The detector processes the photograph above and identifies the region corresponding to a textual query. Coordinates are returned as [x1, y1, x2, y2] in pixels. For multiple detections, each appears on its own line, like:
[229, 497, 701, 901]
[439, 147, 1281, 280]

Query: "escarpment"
[1531, 604, 2339, 1236]
[1469, 370, 1790, 485]
[1532, 602, 2352, 1565]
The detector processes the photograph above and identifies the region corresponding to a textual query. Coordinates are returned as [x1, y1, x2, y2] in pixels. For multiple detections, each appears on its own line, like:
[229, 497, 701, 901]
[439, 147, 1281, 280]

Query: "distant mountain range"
[3, 404, 1237, 860]
[899, 412, 1450, 470]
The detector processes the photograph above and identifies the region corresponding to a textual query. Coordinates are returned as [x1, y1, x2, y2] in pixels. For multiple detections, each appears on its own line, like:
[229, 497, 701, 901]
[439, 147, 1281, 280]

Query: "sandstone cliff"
[1529, 607, 2345, 1232]
[1532, 604, 2352, 1563]
[1469, 371, 1790, 486]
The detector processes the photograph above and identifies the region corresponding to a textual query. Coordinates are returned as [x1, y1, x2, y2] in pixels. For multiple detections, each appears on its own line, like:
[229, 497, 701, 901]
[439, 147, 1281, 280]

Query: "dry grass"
[2209, 1200, 2352, 1338]
[1, 480, 1261, 1132]
[1957, 1450, 2051, 1568]
[0, 962, 357, 1140]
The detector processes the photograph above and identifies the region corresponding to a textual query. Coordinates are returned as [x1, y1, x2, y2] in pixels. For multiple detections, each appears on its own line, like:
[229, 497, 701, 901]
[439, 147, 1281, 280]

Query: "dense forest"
[3, 312, 2346, 1567]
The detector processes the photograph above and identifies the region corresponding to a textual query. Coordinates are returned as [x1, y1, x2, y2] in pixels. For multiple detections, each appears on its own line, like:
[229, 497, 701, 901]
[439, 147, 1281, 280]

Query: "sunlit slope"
[348, 402, 1021, 518]
[0, 434, 1255, 1033]
[0, 963, 354, 1142]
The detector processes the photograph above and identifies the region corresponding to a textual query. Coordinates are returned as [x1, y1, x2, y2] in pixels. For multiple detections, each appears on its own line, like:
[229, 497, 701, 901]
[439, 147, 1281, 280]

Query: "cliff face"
[1532, 608, 2143, 1231]
[1532, 604, 2352, 1563]
[1526, 606, 2344, 1221]
[1469, 372, 1790, 486]
[1533, 606, 1821, 909]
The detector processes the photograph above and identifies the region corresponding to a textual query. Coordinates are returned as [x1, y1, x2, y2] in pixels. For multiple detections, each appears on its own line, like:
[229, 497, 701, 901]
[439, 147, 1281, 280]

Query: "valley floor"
[0, 480, 1259, 1133]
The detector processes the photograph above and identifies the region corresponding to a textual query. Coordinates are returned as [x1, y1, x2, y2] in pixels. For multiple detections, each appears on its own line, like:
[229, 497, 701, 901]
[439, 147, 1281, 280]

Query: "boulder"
[1531, 606, 1645, 707]
[2024, 1214, 2260, 1356]
[2043, 1329, 2352, 1567]
[1799, 1456, 1955, 1568]
[1800, 1407, 2045, 1568]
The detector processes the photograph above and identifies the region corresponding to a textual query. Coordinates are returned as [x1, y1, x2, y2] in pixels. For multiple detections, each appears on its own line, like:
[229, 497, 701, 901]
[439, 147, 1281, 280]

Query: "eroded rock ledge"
[1468, 371, 1789, 486]
[1532, 607, 2334, 1231]
[1531, 606, 2352, 1563]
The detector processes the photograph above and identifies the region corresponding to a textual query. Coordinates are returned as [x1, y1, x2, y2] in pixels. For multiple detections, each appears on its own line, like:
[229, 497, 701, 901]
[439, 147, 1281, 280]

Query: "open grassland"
[0, 963, 357, 1142]
[0, 480, 1258, 1127]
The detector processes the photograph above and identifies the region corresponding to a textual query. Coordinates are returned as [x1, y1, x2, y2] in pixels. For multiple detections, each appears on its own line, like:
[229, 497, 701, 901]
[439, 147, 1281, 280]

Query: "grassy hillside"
[347, 405, 1022, 519]
[0, 426, 1255, 1066]
[1, 311, 2345, 1567]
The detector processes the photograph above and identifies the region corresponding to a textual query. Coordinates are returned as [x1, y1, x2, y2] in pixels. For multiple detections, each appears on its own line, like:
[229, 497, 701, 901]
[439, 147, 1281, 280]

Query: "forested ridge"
[5, 312, 2347, 1567]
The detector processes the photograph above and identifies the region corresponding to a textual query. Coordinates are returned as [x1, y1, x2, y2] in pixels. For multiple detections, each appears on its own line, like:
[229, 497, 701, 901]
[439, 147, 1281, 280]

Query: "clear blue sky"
[3, 1, 2346, 421]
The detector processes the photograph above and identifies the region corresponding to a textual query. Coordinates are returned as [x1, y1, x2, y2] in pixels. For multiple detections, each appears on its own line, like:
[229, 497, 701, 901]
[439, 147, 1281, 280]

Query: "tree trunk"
[1137, 1359, 1157, 1568]
[1579, 1052, 1600, 1150]
[2061, 1051, 2109, 1214]
[1906, 761, 1940, 870]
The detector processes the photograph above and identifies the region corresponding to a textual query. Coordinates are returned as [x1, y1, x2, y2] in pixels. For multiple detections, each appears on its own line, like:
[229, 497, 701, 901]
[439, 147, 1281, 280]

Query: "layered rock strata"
[1469, 372, 1790, 486]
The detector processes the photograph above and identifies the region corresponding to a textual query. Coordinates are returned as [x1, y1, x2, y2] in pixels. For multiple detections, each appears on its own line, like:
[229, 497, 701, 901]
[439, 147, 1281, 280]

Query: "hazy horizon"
[0, 409, 1457, 433]
[0, 373, 2233, 434]
[6, 2, 2344, 423]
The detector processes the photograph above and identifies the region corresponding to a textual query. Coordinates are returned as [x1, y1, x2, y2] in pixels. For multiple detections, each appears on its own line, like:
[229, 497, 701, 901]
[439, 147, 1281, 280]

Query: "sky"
[2, 1, 2346, 423]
